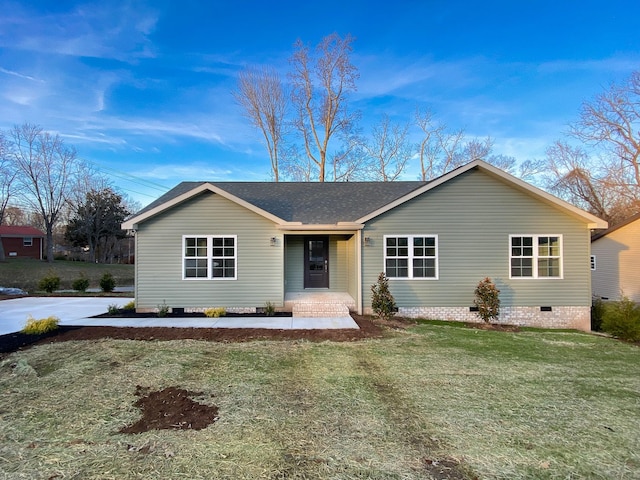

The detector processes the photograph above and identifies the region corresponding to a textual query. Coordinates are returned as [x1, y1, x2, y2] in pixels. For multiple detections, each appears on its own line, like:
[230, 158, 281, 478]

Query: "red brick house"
[0, 226, 45, 260]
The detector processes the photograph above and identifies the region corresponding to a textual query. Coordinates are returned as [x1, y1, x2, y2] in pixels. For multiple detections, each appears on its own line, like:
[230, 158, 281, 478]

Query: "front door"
[304, 236, 329, 288]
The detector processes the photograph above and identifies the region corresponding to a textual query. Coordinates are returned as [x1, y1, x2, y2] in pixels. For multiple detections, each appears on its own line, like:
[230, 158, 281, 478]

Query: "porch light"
[270, 237, 277, 246]
[364, 237, 372, 246]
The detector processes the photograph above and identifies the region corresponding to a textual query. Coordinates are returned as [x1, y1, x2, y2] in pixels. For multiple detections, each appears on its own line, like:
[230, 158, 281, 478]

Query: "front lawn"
[0, 258, 134, 292]
[0, 323, 638, 479]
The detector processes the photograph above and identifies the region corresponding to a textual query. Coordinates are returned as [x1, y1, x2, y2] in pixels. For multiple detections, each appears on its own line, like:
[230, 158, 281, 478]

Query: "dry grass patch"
[0, 326, 638, 479]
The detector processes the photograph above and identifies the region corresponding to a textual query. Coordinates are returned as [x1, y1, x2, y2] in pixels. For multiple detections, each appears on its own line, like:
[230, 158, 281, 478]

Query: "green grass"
[0, 258, 134, 292]
[0, 325, 638, 479]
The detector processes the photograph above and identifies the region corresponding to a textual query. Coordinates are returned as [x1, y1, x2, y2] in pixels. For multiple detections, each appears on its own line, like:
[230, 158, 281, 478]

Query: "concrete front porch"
[284, 292, 357, 318]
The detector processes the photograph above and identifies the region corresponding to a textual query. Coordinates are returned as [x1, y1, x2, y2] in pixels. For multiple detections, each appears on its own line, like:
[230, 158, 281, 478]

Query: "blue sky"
[1, 1, 639, 205]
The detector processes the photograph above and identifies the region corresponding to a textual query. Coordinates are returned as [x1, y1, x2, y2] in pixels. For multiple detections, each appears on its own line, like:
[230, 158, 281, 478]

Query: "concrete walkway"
[0, 297, 358, 335]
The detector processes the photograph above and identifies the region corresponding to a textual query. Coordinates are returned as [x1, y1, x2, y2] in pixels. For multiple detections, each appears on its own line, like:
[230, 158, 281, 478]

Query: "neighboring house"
[122, 160, 607, 331]
[0, 226, 45, 260]
[591, 213, 640, 303]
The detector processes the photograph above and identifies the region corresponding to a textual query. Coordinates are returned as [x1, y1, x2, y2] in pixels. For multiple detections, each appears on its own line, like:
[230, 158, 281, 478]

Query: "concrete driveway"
[0, 297, 125, 335]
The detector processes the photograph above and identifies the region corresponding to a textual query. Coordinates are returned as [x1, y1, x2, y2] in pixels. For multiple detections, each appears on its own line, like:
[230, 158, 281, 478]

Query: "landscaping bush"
[204, 307, 226, 318]
[122, 300, 136, 311]
[107, 304, 120, 315]
[371, 272, 396, 321]
[264, 301, 276, 317]
[601, 296, 640, 342]
[22, 315, 60, 335]
[72, 274, 90, 292]
[157, 301, 170, 317]
[591, 297, 606, 332]
[38, 274, 60, 293]
[99, 272, 116, 293]
[474, 277, 500, 323]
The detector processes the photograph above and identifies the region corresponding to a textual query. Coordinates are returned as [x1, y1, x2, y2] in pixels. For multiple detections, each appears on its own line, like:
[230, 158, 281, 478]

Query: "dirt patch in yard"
[119, 386, 219, 434]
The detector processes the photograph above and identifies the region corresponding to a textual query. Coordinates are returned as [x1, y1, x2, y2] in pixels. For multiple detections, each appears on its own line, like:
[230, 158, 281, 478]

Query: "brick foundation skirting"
[364, 305, 591, 331]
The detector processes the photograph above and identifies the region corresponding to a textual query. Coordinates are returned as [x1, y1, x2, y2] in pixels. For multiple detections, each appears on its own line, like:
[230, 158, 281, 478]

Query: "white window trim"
[23, 237, 33, 247]
[383, 234, 439, 280]
[509, 234, 563, 279]
[182, 235, 237, 280]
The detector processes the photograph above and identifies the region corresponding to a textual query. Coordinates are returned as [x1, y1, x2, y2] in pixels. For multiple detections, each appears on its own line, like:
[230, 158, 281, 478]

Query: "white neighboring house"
[591, 213, 640, 303]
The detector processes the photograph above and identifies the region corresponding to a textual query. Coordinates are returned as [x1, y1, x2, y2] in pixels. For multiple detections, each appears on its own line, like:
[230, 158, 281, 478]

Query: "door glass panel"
[308, 240, 325, 271]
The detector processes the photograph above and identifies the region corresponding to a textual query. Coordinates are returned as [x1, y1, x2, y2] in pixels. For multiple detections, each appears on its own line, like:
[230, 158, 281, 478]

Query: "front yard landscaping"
[0, 319, 638, 479]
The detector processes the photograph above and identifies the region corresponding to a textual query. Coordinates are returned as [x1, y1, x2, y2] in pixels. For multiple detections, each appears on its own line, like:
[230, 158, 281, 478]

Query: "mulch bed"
[0, 314, 403, 357]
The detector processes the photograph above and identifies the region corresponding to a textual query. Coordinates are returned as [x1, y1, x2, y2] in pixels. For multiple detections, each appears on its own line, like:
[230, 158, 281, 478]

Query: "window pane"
[386, 246, 397, 256]
[511, 258, 533, 277]
[397, 247, 409, 257]
[398, 237, 408, 247]
[538, 258, 560, 277]
[413, 237, 424, 247]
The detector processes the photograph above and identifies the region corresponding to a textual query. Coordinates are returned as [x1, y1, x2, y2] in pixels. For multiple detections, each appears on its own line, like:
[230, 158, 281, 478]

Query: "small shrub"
[371, 272, 397, 321]
[601, 296, 640, 341]
[204, 307, 226, 318]
[38, 274, 60, 293]
[99, 272, 116, 293]
[122, 300, 136, 311]
[591, 296, 606, 332]
[474, 277, 500, 323]
[157, 300, 170, 317]
[72, 274, 90, 292]
[107, 304, 120, 315]
[22, 315, 59, 335]
[264, 301, 276, 317]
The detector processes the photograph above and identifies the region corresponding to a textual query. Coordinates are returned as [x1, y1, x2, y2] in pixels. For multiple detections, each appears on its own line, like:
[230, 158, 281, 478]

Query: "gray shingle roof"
[135, 181, 428, 224]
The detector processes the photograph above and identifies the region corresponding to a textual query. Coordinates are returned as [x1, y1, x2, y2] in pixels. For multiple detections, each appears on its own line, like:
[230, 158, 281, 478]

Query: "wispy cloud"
[0, 1, 159, 61]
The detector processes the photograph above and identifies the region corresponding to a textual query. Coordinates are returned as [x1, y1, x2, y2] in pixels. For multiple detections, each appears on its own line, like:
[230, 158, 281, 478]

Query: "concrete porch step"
[292, 302, 350, 318]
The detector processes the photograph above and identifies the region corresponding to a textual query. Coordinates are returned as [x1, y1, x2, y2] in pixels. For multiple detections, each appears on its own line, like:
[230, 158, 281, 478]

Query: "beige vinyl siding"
[135, 191, 283, 309]
[591, 219, 640, 302]
[284, 234, 354, 293]
[362, 169, 592, 309]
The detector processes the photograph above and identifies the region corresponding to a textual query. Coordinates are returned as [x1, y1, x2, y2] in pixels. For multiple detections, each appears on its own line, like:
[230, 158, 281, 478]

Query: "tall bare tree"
[360, 114, 413, 181]
[234, 66, 287, 181]
[0, 132, 17, 261]
[289, 33, 359, 181]
[571, 71, 640, 199]
[10, 123, 81, 263]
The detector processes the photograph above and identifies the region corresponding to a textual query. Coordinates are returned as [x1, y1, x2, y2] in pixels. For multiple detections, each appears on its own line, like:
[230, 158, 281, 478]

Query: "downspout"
[356, 229, 363, 315]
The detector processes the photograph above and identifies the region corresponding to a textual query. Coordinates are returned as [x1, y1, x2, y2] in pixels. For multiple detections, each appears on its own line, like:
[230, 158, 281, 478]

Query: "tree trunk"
[46, 228, 54, 263]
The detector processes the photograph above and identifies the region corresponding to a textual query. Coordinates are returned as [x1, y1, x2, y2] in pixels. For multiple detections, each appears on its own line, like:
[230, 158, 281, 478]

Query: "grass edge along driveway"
[0, 322, 638, 479]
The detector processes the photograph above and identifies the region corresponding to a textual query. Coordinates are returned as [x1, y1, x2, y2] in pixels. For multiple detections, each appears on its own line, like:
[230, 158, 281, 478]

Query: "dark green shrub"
[591, 297, 606, 332]
[601, 297, 640, 341]
[264, 301, 276, 317]
[99, 272, 116, 293]
[474, 277, 500, 323]
[157, 300, 170, 317]
[72, 274, 90, 292]
[38, 274, 60, 293]
[371, 272, 396, 321]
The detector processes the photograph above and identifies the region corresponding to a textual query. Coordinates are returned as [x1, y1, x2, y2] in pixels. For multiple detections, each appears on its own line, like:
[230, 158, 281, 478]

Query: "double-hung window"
[183, 235, 236, 280]
[23, 237, 33, 247]
[384, 235, 438, 279]
[510, 235, 562, 279]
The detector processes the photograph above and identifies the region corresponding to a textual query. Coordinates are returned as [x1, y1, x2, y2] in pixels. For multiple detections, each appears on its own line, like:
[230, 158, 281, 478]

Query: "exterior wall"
[135, 191, 284, 311]
[284, 234, 354, 293]
[591, 220, 640, 302]
[362, 168, 593, 328]
[1, 237, 43, 259]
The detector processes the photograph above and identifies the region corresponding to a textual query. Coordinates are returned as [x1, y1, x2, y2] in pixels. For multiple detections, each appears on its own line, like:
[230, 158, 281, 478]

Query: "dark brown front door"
[304, 236, 329, 288]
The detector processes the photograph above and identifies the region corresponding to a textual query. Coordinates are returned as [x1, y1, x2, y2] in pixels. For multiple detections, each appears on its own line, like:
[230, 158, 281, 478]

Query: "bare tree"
[289, 33, 359, 182]
[360, 115, 414, 181]
[10, 123, 82, 263]
[234, 66, 288, 181]
[0, 132, 18, 261]
[571, 71, 640, 199]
